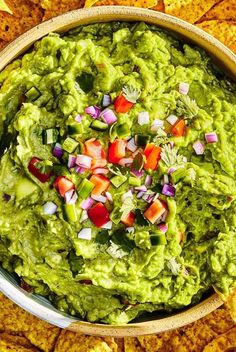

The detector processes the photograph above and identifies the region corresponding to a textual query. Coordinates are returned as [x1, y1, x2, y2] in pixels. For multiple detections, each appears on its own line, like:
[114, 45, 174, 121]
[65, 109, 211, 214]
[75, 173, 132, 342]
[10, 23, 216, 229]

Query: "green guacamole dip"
[0, 22, 236, 324]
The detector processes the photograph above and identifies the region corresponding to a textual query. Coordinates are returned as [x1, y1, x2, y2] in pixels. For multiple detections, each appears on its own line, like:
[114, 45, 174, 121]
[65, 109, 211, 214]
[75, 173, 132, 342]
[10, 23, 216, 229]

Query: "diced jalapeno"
[62, 137, 79, 153]
[110, 175, 127, 188]
[78, 179, 94, 199]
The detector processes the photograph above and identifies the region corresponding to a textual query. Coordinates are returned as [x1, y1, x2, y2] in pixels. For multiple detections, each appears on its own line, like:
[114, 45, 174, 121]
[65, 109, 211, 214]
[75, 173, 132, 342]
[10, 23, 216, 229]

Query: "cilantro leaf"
[176, 95, 199, 119]
[161, 144, 185, 168]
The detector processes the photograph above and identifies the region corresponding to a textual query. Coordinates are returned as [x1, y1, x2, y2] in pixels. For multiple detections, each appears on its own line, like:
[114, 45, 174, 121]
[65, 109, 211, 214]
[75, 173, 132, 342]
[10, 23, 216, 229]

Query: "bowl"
[1, 6, 235, 337]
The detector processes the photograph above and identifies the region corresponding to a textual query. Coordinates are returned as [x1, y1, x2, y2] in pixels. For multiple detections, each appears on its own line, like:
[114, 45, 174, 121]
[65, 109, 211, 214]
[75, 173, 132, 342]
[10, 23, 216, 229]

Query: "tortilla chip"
[197, 20, 236, 54]
[115, 338, 124, 352]
[200, 0, 236, 22]
[150, 0, 165, 12]
[124, 337, 146, 352]
[0, 0, 43, 42]
[163, 0, 221, 24]
[203, 327, 236, 352]
[0, 293, 60, 352]
[0, 0, 12, 14]
[203, 306, 235, 335]
[137, 331, 177, 351]
[89, 0, 157, 8]
[42, 0, 85, 20]
[0, 332, 39, 352]
[0, 39, 7, 50]
[54, 330, 116, 352]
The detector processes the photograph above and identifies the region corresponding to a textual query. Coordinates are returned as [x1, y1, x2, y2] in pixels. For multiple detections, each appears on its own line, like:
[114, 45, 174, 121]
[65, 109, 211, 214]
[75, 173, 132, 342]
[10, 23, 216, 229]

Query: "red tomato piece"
[90, 174, 110, 196]
[114, 94, 134, 113]
[144, 144, 162, 171]
[144, 199, 167, 224]
[87, 203, 110, 228]
[53, 176, 74, 198]
[28, 157, 51, 183]
[121, 212, 135, 227]
[171, 119, 186, 137]
[108, 139, 126, 164]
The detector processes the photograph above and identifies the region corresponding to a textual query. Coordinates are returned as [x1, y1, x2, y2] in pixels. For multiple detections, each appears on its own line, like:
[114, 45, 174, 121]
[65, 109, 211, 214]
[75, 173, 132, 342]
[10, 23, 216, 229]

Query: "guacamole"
[0, 22, 236, 325]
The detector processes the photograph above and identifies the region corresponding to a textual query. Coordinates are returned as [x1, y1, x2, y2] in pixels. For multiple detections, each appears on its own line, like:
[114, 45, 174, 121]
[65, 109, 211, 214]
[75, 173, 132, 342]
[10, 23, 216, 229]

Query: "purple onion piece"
[75, 114, 83, 123]
[80, 197, 95, 210]
[102, 94, 112, 107]
[135, 185, 147, 192]
[145, 175, 152, 187]
[205, 132, 218, 144]
[158, 222, 168, 233]
[75, 166, 86, 174]
[162, 184, 176, 197]
[3, 193, 11, 202]
[100, 108, 117, 125]
[68, 155, 77, 169]
[53, 143, 63, 159]
[85, 105, 101, 119]
[137, 191, 145, 199]
[168, 167, 177, 174]
[193, 140, 205, 155]
[131, 169, 144, 178]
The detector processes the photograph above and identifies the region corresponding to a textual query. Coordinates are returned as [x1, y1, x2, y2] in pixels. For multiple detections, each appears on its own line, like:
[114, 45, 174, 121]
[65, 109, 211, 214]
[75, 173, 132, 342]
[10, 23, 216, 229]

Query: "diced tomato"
[87, 202, 110, 228]
[85, 138, 103, 159]
[28, 157, 51, 183]
[79, 279, 93, 285]
[114, 94, 134, 113]
[144, 199, 167, 224]
[53, 176, 74, 198]
[121, 212, 135, 227]
[171, 119, 186, 137]
[143, 144, 161, 171]
[108, 139, 126, 164]
[91, 158, 107, 170]
[90, 174, 110, 196]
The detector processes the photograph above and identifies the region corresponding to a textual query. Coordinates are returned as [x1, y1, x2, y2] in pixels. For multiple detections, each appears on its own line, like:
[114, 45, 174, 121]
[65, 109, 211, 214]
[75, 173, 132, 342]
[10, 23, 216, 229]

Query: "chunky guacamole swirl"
[0, 22, 236, 324]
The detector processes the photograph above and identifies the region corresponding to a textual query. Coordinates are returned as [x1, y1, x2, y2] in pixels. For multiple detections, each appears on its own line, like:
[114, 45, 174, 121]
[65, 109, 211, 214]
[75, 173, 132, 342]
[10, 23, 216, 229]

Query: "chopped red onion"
[119, 157, 133, 166]
[151, 119, 164, 132]
[65, 189, 75, 203]
[161, 210, 168, 222]
[145, 175, 152, 186]
[205, 132, 218, 144]
[179, 82, 189, 95]
[137, 191, 145, 199]
[75, 166, 86, 174]
[102, 94, 112, 107]
[158, 222, 168, 233]
[138, 111, 149, 125]
[193, 140, 205, 155]
[68, 154, 76, 168]
[142, 193, 154, 203]
[135, 185, 147, 192]
[105, 191, 113, 202]
[122, 190, 133, 201]
[75, 114, 83, 123]
[100, 108, 117, 125]
[68, 191, 78, 205]
[3, 193, 11, 202]
[91, 194, 107, 203]
[131, 169, 144, 178]
[80, 210, 88, 222]
[78, 228, 92, 240]
[169, 141, 175, 148]
[76, 155, 92, 169]
[153, 193, 159, 202]
[127, 138, 137, 152]
[168, 167, 177, 174]
[80, 197, 95, 210]
[85, 106, 101, 119]
[43, 201, 57, 215]
[101, 221, 112, 229]
[166, 115, 178, 126]
[53, 143, 63, 159]
[162, 184, 175, 197]
[93, 168, 109, 175]
[126, 227, 134, 234]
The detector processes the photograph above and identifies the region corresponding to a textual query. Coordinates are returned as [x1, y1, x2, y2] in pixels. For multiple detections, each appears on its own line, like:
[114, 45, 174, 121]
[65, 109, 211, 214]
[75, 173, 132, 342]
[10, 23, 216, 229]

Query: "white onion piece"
[91, 194, 107, 203]
[101, 221, 113, 229]
[119, 157, 133, 166]
[193, 140, 205, 155]
[68, 192, 78, 205]
[78, 228, 92, 240]
[105, 191, 113, 202]
[65, 189, 74, 203]
[163, 174, 169, 184]
[127, 138, 137, 152]
[43, 202, 57, 215]
[76, 155, 92, 169]
[80, 210, 88, 222]
[138, 111, 149, 125]
[179, 82, 189, 95]
[151, 119, 164, 131]
[166, 114, 178, 126]
[122, 190, 133, 201]
[126, 227, 135, 234]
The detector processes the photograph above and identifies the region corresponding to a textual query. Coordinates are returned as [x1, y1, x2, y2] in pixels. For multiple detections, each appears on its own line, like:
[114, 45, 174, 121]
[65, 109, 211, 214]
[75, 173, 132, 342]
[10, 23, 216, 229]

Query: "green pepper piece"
[111, 229, 135, 252]
[78, 179, 94, 199]
[132, 152, 145, 171]
[110, 175, 127, 188]
[25, 86, 41, 101]
[90, 120, 108, 131]
[68, 123, 83, 136]
[150, 233, 167, 246]
[95, 230, 110, 245]
[62, 137, 79, 153]
[76, 73, 94, 93]
[128, 176, 142, 187]
[63, 203, 78, 223]
[116, 123, 130, 138]
[135, 209, 149, 227]
[134, 134, 150, 147]
[43, 128, 59, 144]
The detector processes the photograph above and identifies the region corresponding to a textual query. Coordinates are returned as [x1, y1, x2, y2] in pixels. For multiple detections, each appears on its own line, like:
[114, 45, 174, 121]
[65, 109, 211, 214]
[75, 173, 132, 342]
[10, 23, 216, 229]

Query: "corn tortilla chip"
[203, 327, 236, 352]
[124, 337, 146, 352]
[0, 0, 12, 14]
[203, 306, 235, 335]
[54, 330, 116, 352]
[0, 39, 7, 50]
[163, 0, 221, 24]
[197, 20, 236, 54]
[151, 0, 165, 12]
[89, 0, 157, 8]
[200, 0, 236, 22]
[115, 338, 124, 352]
[42, 0, 85, 20]
[0, 293, 60, 352]
[0, 0, 43, 42]
[0, 333, 39, 352]
[0, 333, 37, 349]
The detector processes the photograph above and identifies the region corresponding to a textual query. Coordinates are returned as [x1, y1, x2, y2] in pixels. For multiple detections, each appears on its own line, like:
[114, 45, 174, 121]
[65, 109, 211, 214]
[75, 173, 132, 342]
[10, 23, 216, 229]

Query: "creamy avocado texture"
[0, 22, 236, 324]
